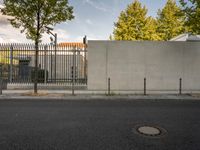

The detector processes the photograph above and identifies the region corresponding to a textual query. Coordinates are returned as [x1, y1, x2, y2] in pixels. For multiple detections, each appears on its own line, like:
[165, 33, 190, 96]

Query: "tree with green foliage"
[143, 17, 161, 41]
[1, 0, 74, 93]
[113, 0, 160, 41]
[157, 0, 186, 41]
[180, 0, 200, 34]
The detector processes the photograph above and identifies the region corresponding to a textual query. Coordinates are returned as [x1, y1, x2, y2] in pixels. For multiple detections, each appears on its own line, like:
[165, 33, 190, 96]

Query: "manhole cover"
[138, 126, 160, 136]
[133, 125, 167, 138]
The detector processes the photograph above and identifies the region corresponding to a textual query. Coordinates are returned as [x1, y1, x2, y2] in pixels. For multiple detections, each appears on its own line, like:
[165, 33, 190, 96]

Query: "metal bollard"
[144, 78, 146, 95]
[108, 78, 111, 96]
[72, 80, 75, 96]
[179, 78, 182, 95]
[0, 64, 2, 95]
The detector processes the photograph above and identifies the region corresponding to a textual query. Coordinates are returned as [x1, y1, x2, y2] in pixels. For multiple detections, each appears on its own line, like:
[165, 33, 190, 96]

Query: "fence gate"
[0, 43, 87, 89]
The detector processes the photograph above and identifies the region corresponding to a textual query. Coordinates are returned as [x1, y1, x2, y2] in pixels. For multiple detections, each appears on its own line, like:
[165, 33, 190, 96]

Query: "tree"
[143, 17, 161, 41]
[180, 0, 200, 34]
[109, 34, 113, 40]
[113, 0, 159, 41]
[1, 0, 74, 93]
[157, 0, 186, 41]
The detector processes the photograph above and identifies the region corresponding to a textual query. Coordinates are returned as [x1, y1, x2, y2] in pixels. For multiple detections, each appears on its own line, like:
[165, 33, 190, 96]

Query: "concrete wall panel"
[88, 41, 200, 93]
[88, 41, 108, 90]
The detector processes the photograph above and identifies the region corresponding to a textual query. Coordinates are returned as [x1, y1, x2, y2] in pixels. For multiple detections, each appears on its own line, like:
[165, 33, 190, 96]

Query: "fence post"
[144, 78, 146, 95]
[108, 78, 111, 96]
[0, 64, 2, 95]
[179, 78, 182, 95]
[9, 45, 13, 83]
[83, 36, 87, 83]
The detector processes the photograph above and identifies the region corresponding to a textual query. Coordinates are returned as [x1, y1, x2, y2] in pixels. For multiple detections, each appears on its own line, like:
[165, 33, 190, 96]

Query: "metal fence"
[0, 43, 87, 86]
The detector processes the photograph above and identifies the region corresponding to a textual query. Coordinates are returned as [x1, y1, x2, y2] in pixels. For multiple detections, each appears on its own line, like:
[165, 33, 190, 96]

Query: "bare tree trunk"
[34, 10, 40, 94]
[34, 41, 39, 94]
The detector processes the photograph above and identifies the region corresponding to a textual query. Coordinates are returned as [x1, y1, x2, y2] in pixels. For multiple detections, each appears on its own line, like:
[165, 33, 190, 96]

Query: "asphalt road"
[0, 99, 200, 150]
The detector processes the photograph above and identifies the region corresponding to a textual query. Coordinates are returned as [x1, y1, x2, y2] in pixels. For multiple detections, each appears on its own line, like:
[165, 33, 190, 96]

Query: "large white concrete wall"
[88, 41, 200, 93]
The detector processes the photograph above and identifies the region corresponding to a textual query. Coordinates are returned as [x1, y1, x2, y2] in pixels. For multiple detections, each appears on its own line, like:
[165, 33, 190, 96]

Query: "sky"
[0, 0, 180, 43]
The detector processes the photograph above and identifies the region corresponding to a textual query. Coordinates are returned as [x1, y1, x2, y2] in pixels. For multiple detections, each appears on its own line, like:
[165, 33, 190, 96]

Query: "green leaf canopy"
[1, 0, 74, 42]
[113, 0, 161, 41]
[180, 0, 200, 34]
[157, 0, 186, 41]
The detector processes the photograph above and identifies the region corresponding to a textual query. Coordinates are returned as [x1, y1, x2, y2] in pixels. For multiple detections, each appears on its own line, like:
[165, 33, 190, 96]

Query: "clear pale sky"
[0, 0, 179, 43]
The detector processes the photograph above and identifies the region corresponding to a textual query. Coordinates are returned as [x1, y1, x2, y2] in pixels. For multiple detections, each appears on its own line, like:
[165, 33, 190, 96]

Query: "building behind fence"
[0, 43, 87, 86]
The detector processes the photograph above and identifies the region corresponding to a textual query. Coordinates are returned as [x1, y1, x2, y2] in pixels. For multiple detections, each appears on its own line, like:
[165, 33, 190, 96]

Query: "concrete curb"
[0, 90, 200, 100]
[0, 93, 200, 101]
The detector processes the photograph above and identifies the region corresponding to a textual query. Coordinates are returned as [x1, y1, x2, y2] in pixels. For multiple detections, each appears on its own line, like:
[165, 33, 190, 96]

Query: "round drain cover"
[133, 124, 167, 138]
[138, 126, 160, 136]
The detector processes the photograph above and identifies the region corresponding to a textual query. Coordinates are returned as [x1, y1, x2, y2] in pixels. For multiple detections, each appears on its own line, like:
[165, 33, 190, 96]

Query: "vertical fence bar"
[51, 45, 53, 82]
[54, 35, 57, 83]
[38, 45, 41, 84]
[68, 47, 70, 84]
[83, 36, 87, 85]
[75, 48, 77, 85]
[9, 45, 13, 83]
[84, 44, 87, 84]
[0, 64, 2, 95]
[60, 46, 62, 84]
[44, 45, 47, 84]
[63, 46, 65, 83]
[144, 78, 146, 95]
[179, 78, 182, 95]
[108, 77, 111, 96]
[72, 48, 76, 95]
[47, 45, 50, 83]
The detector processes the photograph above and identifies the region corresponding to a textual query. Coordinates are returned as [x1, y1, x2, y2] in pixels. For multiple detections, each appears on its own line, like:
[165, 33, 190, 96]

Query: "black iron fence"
[0, 43, 87, 86]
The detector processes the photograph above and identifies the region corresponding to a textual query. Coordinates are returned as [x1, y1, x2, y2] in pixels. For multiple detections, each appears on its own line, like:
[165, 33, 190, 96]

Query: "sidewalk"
[0, 90, 200, 100]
